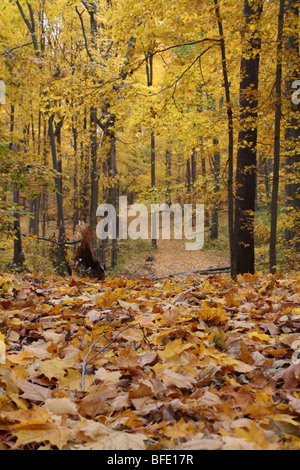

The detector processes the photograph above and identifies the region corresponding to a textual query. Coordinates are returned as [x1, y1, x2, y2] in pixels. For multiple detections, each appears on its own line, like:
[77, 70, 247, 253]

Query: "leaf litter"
[0, 271, 299, 450]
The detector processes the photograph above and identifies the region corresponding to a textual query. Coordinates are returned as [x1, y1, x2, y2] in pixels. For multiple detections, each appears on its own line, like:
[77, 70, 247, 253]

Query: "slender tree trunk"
[211, 138, 220, 240]
[186, 158, 191, 195]
[109, 134, 118, 268]
[80, 114, 89, 223]
[55, 118, 64, 201]
[191, 149, 197, 187]
[214, 0, 236, 276]
[48, 115, 64, 236]
[72, 118, 79, 232]
[34, 195, 40, 237]
[269, 0, 285, 273]
[13, 184, 24, 267]
[150, 130, 157, 248]
[146, 50, 157, 248]
[41, 120, 48, 238]
[89, 106, 98, 231]
[48, 115, 70, 274]
[234, 0, 263, 275]
[263, 155, 270, 199]
[201, 153, 210, 228]
[165, 149, 172, 205]
[9, 104, 24, 267]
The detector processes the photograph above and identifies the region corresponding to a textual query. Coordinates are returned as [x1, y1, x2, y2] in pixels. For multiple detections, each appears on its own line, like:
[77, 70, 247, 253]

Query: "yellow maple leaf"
[159, 338, 195, 362]
[248, 331, 272, 342]
[15, 427, 72, 450]
[198, 302, 227, 325]
[37, 358, 69, 381]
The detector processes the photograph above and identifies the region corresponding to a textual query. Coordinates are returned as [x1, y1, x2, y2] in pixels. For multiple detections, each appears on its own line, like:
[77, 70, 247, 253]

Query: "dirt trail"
[130, 239, 230, 279]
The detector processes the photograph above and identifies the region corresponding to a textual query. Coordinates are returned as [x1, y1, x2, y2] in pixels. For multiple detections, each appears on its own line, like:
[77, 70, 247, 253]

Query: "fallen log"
[151, 266, 231, 281]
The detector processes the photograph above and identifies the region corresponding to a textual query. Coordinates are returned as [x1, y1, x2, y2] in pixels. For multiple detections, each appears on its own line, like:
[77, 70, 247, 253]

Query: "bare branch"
[75, 6, 94, 62]
[81, 323, 139, 390]
[123, 38, 220, 77]
[15, 1, 39, 55]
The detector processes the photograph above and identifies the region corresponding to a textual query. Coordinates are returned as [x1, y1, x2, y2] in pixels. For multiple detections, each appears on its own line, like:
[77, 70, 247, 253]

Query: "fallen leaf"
[274, 363, 300, 389]
[72, 430, 147, 450]
[15, 426, 71, 450]
[43, 398, 78, 415]
[16, 379, 53, 402]
[158, 369, 197, 390]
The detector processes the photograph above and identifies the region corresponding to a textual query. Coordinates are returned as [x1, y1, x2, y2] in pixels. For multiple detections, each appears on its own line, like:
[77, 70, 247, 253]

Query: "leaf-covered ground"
[0, 271, 300, 450]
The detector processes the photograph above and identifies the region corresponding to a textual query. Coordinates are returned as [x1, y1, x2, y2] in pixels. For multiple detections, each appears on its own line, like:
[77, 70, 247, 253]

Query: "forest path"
[128, 239, 230, 280]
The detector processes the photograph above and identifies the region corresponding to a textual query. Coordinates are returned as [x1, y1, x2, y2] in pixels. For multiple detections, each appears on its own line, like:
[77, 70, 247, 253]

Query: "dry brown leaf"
[43, 398, 78, 415]
[16, 379, 53, 402]
[72, 431, 147, 450]
[158, 369, 197, 390]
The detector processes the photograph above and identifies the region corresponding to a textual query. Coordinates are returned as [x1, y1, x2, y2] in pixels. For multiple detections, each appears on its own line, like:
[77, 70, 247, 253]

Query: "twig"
[21, 233, 82, 247]
[75, 6, 94, 63]
[81, 323, 139, 390]
[122, 38, 220, 78]
[81, 330, 109, 390]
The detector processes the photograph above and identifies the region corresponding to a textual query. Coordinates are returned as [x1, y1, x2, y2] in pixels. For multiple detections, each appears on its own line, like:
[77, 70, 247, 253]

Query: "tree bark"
[269, 0, 285, 273]
[48, 115, 64, 236]
[89, 106, 99, 231]
[12, 184, 24, 267]
[146, 50, 157, 248]
[234, 0, 263, 275]
[9, 104, 24, 267]
[211, 138, 220, 240]
[165, 149, 172, 205]
[109, 134, 118, 268]
[214, 0, 236, 276]
[283, 0, 300, 253]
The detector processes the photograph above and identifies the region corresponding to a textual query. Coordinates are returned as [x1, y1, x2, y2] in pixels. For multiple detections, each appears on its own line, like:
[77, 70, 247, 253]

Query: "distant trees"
[0, 0, 298, 276]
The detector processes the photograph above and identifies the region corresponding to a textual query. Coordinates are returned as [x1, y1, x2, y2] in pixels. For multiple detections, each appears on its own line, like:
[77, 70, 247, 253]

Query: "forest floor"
[126, 239, 230, 280]
[0, 269, 299, 450]
[1, 222, 300, 450]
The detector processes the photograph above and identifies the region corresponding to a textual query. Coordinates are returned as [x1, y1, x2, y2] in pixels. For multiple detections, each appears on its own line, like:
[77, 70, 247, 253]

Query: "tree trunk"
[165, 149, 172, 205]
[214, 0, 236, 276]
[72, 115, 79, 232]
[48, 115, 64, 235]
[269, 0, 285, 273]
[186, 158, 191, 195]
[48, 115, 69, 273]
[191, 148, 197, 186]
[41, 119, 48, 238]
[13, 184, 24, 267]
[201, 154, 210, 228]
[283, 0, 300, 253]
[109, 134, 118, 268]
[89, 106, 99, 231]
[146, 49, 157, 248]
[80, 114, 89, 223]
[9, 104, 24, 267]
[234, 0, 263, 275]
[211, 138, 220, 240]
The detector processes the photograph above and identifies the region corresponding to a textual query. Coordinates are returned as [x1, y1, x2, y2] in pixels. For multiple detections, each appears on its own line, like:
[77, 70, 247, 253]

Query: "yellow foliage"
[198, 301, 227, 325]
